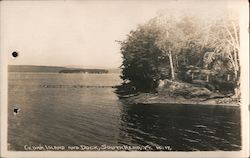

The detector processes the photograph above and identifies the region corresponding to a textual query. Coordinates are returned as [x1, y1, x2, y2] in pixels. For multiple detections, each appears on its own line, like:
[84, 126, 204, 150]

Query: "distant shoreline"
[8, 65, 121, 74]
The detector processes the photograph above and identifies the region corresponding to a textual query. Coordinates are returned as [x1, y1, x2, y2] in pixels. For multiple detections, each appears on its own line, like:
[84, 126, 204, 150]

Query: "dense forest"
[117, 14, 240, 99]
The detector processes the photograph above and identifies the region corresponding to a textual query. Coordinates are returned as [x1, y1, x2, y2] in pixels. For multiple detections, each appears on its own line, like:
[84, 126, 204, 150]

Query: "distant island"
[59, 69, 108, 74]
[8, 65, 120, 74]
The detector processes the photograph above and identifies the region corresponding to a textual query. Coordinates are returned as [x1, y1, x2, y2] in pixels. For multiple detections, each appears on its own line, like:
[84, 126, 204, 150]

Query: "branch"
[231, 21, 240, 46]
[224, 23, 236, 47]
[226, 39, 240, 51]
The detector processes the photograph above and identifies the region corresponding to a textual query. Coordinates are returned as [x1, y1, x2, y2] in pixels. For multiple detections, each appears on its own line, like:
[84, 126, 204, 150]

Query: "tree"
[153, 15, 181, 80]
[204, 15, 240, 96]
[119, 22, 163, 92]
[155, 15, 207, 80]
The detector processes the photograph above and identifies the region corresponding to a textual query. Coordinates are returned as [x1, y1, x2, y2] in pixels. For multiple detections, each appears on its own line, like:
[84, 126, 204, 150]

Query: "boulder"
[157, 79, 213, 99]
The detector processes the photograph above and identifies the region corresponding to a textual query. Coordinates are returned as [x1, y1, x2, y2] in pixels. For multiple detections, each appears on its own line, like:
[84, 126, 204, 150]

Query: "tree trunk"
[233, 83, 240, 99]
[232, 49, 240, 97]
[206, 75, 209, 82]
[168, 49, 175, 80]
[233, 51, 239, 78]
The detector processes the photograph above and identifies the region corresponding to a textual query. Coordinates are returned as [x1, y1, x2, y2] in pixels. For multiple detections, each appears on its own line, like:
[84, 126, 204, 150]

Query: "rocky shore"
[121, 93, 239, 106]
[119, 79, 240, 106]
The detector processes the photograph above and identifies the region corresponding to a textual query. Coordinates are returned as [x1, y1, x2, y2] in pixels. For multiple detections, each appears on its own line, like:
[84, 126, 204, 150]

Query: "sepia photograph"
[0, 0, 249, 157]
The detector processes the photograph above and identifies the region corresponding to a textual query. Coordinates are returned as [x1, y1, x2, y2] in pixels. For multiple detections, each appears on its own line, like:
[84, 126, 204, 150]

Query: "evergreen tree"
[119, 23, 163, 92]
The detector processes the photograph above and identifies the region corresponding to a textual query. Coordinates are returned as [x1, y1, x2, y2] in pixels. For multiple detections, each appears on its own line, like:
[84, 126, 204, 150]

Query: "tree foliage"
[118, 14, 240, 95]
[119, 22, 163, 92]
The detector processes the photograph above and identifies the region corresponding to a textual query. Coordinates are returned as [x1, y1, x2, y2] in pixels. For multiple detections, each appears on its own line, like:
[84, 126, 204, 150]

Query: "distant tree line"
[59, 69, 108, 74]
[118, 14, 240, 96]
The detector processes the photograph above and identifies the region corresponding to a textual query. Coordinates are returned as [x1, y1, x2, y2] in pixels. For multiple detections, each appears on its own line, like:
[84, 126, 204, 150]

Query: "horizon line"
[8, 64, 121, 69]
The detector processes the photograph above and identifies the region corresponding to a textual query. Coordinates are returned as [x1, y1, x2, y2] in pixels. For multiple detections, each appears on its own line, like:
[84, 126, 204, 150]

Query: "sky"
[0, 0, 242, 68]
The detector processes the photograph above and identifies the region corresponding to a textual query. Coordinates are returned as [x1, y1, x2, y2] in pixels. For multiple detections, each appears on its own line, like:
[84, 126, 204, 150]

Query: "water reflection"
[118, 103, 241, 151]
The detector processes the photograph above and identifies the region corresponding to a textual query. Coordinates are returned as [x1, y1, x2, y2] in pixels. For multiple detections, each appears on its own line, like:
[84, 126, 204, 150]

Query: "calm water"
[8, 72, 241, 151]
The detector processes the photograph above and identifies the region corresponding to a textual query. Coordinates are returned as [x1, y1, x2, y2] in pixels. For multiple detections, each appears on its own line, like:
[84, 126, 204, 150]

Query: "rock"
[157, 79, 213, 99]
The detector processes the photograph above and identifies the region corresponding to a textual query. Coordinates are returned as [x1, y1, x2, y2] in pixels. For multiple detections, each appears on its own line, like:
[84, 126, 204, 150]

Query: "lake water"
[8, 72, 241, 151]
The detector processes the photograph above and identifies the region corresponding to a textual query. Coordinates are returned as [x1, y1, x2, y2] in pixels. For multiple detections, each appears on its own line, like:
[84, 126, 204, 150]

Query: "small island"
[59, 69, 108, 74]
